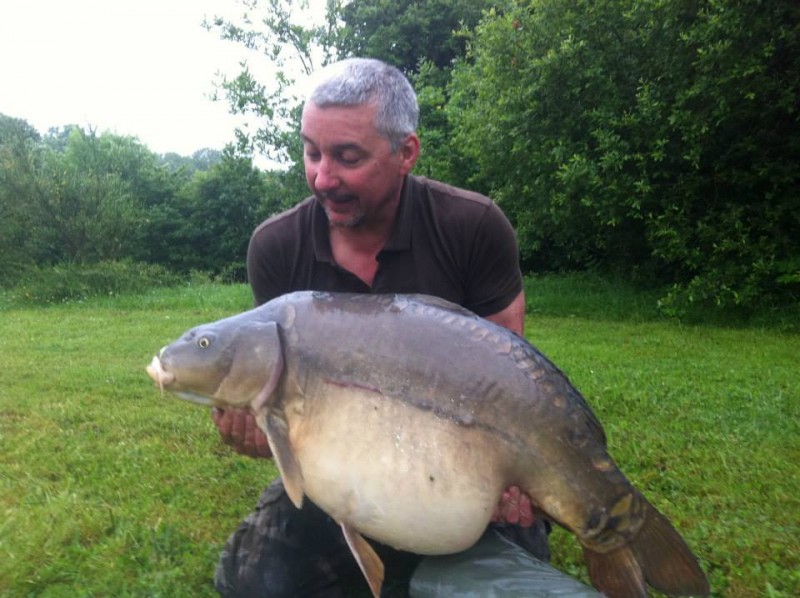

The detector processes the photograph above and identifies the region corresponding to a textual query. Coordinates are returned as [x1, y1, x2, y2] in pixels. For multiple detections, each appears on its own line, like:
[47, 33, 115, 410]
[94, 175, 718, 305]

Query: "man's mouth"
[320, 192, 358, 205]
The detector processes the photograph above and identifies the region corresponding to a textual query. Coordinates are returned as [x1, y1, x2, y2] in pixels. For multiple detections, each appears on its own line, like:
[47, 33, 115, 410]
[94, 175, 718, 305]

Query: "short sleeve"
[464, 202, 523, 317]
[247, 223, 290, 307]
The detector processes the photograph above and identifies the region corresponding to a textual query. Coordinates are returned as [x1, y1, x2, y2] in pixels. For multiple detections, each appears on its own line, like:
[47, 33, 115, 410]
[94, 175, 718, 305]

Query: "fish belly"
[285, 383, 507, 554]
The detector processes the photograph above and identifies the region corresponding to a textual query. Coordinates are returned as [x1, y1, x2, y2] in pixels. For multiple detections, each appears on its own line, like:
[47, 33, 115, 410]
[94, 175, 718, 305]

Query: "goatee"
[318, 193, 365, 228]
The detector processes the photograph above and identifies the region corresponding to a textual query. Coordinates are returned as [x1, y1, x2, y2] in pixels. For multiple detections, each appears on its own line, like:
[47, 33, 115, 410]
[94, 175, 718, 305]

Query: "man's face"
[301, 101, 418, 228]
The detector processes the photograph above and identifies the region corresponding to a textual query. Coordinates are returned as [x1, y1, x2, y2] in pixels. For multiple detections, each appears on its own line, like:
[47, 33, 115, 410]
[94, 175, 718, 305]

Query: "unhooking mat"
[409, 530, 603, 597]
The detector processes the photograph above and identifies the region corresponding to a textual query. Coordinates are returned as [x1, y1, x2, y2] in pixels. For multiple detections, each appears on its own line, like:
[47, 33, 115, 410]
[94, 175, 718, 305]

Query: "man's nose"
[313, 156, 339, 192]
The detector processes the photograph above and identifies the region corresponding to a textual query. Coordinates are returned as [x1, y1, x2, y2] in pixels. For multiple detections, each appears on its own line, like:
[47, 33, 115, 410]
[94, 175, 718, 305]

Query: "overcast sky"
[0, 0, 266, 158]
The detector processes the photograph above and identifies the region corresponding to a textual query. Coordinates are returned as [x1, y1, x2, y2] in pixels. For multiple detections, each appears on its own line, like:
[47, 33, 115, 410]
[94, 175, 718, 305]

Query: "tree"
[33, 128, 148, 263]
[0, 114, 40, 145]
[158, 148, 223, 173]
[0, 115, 45, 282]
[335, 0, 489, 74]
[206, 0, 343, 164]
[164, 152, 267, 280]
[449, 0, 800, 308]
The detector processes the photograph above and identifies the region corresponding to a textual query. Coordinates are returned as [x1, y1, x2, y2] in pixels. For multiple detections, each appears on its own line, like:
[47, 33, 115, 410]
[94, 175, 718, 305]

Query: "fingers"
[229, 408, 248, 447]
[253, 422, 272, 458]
[504, 486, 522, 524]
[240, 412, 271, 457]
[491, 486, 535, 527]
[518, 491, 534, 527]
[211, 406, 241, 444]
[210, 407, 271, 459]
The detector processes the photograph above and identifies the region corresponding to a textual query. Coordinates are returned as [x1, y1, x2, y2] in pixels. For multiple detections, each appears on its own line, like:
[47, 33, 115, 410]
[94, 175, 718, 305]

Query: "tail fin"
[584, 545, 646, 598]
[633, 500, 710, 596]
[583, 499, 709, 598]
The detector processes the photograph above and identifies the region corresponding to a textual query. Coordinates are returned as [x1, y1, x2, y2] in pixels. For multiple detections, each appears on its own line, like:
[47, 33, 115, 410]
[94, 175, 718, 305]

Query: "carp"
[146, 291, 709, 598]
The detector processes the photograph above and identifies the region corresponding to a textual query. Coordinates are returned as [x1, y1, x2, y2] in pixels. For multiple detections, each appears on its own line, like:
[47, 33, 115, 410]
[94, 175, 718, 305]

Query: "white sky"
[0, 0, 267, 158]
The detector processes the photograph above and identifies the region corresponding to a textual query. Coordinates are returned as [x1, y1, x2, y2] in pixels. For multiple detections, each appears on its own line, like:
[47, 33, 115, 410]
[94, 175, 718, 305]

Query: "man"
[212, 58, 547, 597]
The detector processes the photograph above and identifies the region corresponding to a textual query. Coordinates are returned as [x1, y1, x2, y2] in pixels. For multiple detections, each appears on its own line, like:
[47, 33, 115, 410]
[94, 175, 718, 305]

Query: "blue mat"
[410, 530, 602, 597]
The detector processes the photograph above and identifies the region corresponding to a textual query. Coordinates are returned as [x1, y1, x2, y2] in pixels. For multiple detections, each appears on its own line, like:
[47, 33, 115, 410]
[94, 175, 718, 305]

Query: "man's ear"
[399, 133, 421, 175]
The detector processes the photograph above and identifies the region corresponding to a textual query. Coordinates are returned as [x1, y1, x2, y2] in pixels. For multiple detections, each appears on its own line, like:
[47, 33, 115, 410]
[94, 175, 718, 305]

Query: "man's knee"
[214, 478, 355, 597]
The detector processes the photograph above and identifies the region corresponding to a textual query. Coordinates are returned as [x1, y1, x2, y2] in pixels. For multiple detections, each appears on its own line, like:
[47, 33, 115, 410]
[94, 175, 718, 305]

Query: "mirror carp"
[147, 291, 709, 598]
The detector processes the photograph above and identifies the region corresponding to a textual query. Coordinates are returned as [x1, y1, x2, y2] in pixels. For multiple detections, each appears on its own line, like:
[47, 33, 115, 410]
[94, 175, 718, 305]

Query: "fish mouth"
[146, 354, 175, 391]
[145, 355, 215, 407]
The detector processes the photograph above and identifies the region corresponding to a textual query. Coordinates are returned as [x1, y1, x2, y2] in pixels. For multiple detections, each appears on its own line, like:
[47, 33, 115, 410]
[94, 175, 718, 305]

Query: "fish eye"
[198, 337, 212, 349]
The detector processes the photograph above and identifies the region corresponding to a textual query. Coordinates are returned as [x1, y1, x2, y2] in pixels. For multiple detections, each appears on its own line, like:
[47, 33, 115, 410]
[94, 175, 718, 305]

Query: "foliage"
[206, 0, 340, 164]
[0, 115, 45, 283]
[3, 1, 800, 313]
[0, 113, 40, 144]
[1, 279, 798, 597]
[0, 119, 281, 287]
[449, 0, 800, 309]
[407, 60, 472, 187]
[336, 0, 489, 74]
[523, 271, 800, 332]
[137, 152, 264, 280]
[165, 152, 269, 281]
[37, 128, 147, 264]
[0, 123, 181, 279]
[158, 148, 224, 173]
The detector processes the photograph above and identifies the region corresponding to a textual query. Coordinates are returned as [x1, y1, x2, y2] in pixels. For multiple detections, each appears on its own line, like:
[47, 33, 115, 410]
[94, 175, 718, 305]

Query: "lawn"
[1, 278, 797, 597]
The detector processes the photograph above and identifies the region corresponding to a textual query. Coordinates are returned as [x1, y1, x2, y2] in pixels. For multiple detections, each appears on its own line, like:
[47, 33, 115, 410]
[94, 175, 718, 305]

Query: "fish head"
[146, 316, 283, 410]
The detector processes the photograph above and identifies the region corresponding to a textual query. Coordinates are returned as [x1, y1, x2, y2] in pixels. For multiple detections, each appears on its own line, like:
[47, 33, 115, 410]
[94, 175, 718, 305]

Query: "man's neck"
[328, 195, 401, 286]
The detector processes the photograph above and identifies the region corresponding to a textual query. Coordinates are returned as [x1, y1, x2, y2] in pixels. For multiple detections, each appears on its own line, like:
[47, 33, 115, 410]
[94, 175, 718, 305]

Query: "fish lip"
[146, 355, 175, 390]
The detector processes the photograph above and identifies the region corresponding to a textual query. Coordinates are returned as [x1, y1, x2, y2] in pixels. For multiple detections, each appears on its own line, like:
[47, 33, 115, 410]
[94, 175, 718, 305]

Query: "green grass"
[1, 277, 798, 597]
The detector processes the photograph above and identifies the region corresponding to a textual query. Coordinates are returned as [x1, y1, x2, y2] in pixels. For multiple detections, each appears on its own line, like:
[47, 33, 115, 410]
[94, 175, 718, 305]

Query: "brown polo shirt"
[247, 175, 523, 317]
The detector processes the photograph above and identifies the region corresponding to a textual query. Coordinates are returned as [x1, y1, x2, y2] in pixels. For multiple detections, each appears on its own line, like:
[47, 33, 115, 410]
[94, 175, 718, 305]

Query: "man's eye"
[338, 153, 362, 166]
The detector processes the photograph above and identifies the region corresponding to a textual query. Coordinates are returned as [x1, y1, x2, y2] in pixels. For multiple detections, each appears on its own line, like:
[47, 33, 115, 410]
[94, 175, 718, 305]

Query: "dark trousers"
[214, 477, 550, 597]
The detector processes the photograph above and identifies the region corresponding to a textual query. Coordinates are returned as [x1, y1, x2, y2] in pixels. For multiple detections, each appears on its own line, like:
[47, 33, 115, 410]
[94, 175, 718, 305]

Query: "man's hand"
[491, 485, 535, 527]
[211, 407, 272, 459]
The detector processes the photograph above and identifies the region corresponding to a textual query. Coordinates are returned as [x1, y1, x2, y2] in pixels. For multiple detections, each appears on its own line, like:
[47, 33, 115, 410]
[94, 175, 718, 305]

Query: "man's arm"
[484, 290, 535, 527]
[484, 290, 525, 336]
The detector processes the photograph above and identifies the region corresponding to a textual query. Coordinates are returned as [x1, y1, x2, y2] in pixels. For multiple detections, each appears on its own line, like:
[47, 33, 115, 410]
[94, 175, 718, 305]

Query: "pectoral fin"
[256, 410, 305, 509]
[341, 523, 385, 598]
[248, 325, 305, 509]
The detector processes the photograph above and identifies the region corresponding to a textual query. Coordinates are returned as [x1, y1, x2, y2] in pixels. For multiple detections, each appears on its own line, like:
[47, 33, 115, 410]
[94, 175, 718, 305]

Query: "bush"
[449, 0, 800, 309]
[9, 261, 188, 305]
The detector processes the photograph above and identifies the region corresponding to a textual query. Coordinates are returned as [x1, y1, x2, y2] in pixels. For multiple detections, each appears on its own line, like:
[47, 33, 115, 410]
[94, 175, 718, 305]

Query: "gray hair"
[308, 58, 419, 151]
